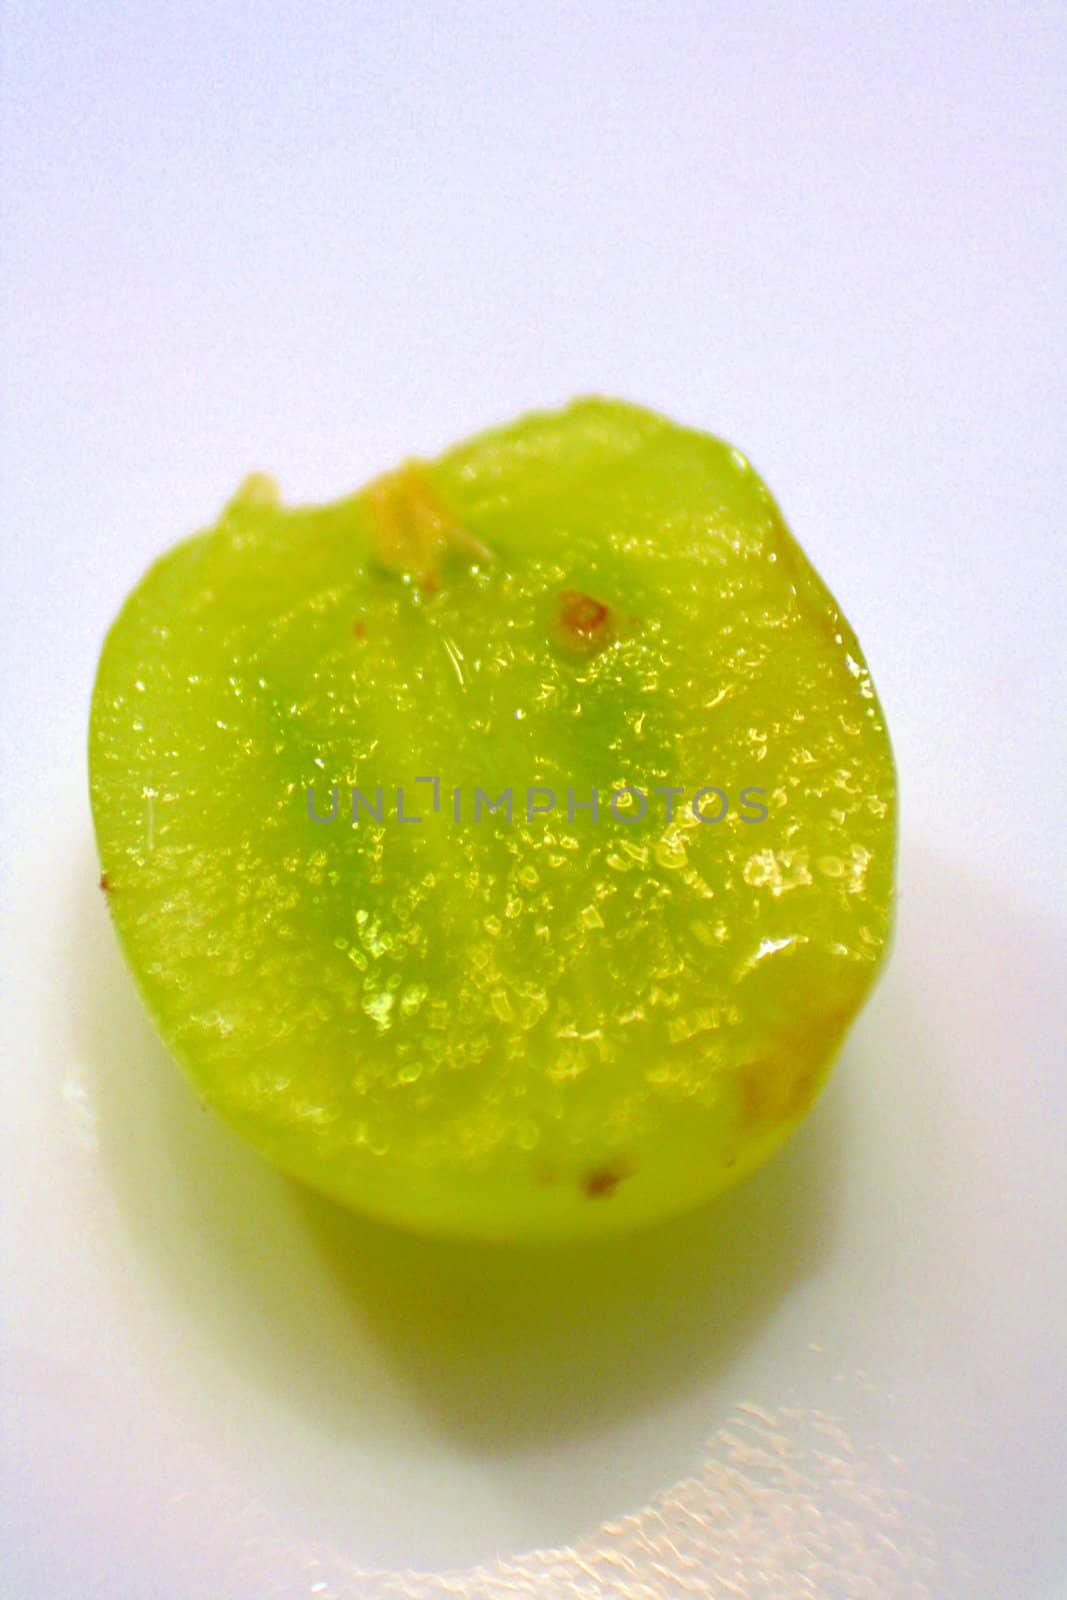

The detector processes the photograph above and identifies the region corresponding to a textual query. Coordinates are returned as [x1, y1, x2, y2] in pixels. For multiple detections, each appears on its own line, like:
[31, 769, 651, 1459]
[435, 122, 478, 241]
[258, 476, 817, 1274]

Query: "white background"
[2, 4, 1065, 1597]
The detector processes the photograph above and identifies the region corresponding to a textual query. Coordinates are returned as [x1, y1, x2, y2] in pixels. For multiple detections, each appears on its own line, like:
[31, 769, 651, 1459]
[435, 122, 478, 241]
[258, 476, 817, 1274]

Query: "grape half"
[89, 399, 896, 1239]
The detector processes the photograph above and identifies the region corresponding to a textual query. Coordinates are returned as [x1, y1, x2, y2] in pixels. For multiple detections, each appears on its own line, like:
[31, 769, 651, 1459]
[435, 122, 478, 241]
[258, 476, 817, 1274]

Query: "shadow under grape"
[71, 835, 845, 1562]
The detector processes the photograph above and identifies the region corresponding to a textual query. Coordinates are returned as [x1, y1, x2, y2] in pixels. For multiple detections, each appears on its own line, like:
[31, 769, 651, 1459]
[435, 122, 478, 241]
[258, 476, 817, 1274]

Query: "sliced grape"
[89, 399, 896, 1239]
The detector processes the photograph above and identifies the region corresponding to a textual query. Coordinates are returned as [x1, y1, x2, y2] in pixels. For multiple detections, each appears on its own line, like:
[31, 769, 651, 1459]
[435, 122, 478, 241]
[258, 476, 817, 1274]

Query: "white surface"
[2, 4, 1065, 1597]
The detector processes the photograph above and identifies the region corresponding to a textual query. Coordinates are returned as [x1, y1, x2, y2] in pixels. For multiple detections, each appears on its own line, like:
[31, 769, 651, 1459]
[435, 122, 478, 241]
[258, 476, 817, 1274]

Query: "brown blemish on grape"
[558, 589, 612, 651]
[365, 460, 490, 590]
[582, 1159, 632, 1199]
[739, 1060, 779, 1123]
[98, 871, 111, 894]
[738, 1051, 823, 1126]
[738, 1010, 849, 1127]
[352, 620, 367, 640]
